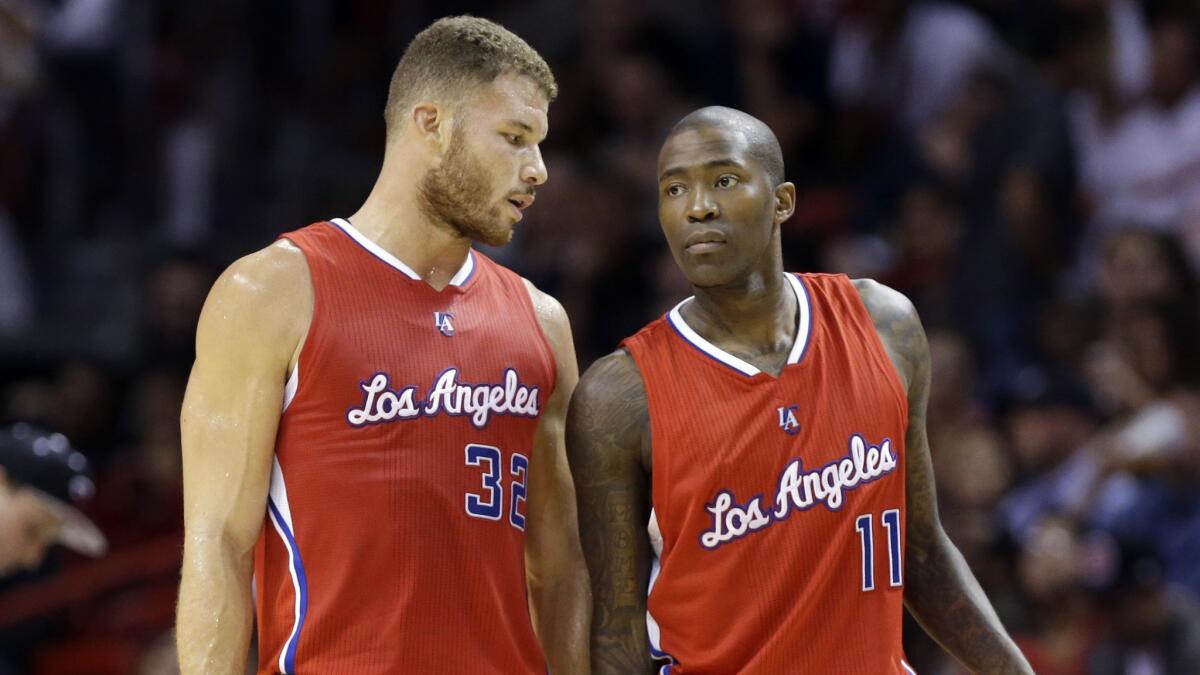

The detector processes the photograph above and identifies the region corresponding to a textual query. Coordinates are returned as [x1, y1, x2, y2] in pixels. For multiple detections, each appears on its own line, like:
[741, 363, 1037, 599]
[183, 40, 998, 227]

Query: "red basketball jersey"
[252, 218, 555, 674]
[622, 273, 914, 674]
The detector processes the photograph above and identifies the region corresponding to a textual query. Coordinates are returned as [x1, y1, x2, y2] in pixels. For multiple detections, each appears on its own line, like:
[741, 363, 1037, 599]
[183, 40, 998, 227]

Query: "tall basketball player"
[176, 17, 588, 674]
[568, 107, 1033, 674]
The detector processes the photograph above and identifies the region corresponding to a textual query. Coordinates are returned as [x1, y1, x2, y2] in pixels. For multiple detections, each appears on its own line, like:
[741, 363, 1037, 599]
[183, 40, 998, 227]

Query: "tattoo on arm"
[857, 280, 1033, 675]
[567, 350, 657, 675]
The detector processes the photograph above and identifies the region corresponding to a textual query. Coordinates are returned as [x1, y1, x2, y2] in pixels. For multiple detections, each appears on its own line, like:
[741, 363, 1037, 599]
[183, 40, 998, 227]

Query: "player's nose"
[521, 146, 547, 186]
[686, 190, 719, 223]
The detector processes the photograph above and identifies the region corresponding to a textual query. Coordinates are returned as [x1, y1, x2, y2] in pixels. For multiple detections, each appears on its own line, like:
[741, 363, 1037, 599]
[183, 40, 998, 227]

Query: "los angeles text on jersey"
[700, 434, 898, 550]
[345, 368, 541, 429]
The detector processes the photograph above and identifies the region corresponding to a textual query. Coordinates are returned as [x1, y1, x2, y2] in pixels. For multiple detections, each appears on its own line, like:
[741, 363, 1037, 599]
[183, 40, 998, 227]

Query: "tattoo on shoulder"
[569, 350, 650, 476]
[852, 279, 929, 399]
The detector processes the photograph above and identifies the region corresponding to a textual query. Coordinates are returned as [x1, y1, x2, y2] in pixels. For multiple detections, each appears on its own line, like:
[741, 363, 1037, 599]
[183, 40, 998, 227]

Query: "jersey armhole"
[622, 339, 668, 553]
[276, 233, 320, 418]
[840, 278, 911, 429]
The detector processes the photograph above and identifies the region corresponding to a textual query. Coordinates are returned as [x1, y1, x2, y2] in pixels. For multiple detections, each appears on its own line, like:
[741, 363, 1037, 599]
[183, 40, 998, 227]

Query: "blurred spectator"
[1070, 6, 1200, 255]
[47, 362, 116, 459]
[830, 0, 1007, 133]
[1011, 515, 1103, 675]
[140, 256, 214, 374]
[1088, 542, 1200, 674]
[997, 371, 1101, 540]
[0, 424, 106, 577]
[0, 208, 33, 335]
[926, 330, 1013, 530]
[1096, 229, 1198, 310]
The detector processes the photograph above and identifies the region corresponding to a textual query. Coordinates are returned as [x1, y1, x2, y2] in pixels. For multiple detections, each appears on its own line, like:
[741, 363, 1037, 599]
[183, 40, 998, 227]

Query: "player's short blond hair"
[384, 16, 557, 135]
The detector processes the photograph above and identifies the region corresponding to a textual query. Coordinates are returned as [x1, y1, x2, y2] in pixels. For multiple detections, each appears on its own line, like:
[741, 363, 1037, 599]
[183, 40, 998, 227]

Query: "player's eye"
[506, 133, 523, 146]
[665, 184, 686, 197]
[715, 175, 739, 189]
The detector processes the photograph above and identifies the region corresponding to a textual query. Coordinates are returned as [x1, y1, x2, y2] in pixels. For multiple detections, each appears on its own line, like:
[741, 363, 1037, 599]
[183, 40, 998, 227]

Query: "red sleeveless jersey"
[622, 273, 914, 675]
[252, 218, 555, 674]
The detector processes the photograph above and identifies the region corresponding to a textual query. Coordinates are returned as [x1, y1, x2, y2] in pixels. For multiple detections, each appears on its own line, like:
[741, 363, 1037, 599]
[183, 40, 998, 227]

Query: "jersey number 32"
[464, 443, 528, 531]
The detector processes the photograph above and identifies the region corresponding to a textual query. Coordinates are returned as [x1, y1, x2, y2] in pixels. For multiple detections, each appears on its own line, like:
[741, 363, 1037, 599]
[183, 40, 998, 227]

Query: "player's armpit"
[855, 279, 1033, 675]
[567, 350, 657, 675]
[177, 242, 311, 675]
[521, 281, 591, 675]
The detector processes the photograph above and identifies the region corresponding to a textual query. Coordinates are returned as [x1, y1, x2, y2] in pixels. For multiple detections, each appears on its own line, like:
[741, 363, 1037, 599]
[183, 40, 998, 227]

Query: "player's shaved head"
[665, 106, 785, 186]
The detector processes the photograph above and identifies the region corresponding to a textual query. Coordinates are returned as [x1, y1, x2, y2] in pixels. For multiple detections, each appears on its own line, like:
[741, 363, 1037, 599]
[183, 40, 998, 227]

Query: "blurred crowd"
[1, 0, 1199, 672]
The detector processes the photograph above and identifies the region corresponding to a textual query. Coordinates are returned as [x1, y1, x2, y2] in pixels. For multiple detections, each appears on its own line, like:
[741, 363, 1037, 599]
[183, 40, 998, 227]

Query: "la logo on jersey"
[778, 405, 801, 435]
[434, 312, 455, 337]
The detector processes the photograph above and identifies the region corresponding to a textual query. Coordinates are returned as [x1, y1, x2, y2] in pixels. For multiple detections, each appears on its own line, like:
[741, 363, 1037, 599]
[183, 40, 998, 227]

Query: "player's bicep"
[567, 352, 656, 672]
[893, 302, 943, 563]
[524, 291, 581, 577]
[181, 252, 306, 555]
[904, 409, 944, 567]
[854, 279, 944, 559]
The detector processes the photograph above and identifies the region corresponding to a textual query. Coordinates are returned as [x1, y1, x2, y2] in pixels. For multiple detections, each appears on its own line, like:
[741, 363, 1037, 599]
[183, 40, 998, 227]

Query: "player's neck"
[347, 154, 472, 289]
[685, 258, 797, 358]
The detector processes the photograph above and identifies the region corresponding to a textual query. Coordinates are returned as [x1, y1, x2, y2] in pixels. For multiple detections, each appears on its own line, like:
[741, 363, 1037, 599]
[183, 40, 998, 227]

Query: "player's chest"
[651, 373, 906, 545]
[314, 299, 553, 431]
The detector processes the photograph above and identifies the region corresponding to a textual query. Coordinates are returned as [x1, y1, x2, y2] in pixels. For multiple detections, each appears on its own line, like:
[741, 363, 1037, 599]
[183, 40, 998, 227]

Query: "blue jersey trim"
[268, 497, 309, 674]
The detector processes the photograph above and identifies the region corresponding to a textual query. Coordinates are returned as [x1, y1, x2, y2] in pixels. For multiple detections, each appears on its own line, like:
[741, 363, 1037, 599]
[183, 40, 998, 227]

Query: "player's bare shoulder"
[521, 278, 573, 359]
[850, 278, 927, 394]
[197, 240, 313, 365]
[568, 349, 651, 471]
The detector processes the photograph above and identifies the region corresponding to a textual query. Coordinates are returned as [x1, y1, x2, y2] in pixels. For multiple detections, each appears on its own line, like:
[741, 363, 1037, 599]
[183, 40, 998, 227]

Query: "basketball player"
[176, 17, 588, 674]
[568, 107, 1033, 674]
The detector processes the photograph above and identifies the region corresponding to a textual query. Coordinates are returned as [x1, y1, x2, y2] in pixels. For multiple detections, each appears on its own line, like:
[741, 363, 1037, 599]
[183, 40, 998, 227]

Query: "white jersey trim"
[666, 273, 812, 377]
[646, 509, 677, 667]
[330, 217, 474, 286]
[268, 457, 307, 674]
[784, 273, 813, 365]
[282, 362, 299, 412]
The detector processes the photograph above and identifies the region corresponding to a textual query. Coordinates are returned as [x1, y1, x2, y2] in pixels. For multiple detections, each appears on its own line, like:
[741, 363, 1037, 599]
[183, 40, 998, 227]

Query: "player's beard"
[418, 131, 512, 247]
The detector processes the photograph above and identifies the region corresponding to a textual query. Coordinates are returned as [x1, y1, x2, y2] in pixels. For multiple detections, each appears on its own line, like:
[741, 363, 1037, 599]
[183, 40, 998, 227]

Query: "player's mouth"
[506, 193, 535, 221]
[684, 230, 727, 254]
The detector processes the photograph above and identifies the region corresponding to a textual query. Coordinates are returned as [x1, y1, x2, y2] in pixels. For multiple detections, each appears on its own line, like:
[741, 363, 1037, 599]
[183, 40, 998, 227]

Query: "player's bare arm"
[855, 279, 1034, 675]
[522, 280, 591, 674]
[567, 350, 657, 675]
[177, 241, 311, 675]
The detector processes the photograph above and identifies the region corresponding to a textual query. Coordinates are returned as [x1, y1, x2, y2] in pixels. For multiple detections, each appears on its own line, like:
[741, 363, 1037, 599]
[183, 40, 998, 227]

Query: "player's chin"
[475, 221, 514, 247]
[681, 262, 737, 289]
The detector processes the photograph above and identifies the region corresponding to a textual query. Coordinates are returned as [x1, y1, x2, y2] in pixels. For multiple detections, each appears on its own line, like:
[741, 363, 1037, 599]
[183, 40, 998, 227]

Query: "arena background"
[2, 0, 1200, 672]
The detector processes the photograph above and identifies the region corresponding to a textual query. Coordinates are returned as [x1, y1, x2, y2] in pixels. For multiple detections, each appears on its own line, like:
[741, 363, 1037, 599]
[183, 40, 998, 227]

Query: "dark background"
[2, 0, 1200, 672]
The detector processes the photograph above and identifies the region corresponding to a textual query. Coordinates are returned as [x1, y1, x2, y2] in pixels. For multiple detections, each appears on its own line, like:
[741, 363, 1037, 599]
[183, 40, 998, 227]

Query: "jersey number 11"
[854, 508, 902, 591]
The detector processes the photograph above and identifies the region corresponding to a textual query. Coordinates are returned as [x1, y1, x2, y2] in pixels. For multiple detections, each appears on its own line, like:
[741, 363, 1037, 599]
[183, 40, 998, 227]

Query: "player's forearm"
[590, 609, 657, 675]
[530, 567, 591, 674]
[904, 532, 1032, 675]
[176, 537, 255, 675]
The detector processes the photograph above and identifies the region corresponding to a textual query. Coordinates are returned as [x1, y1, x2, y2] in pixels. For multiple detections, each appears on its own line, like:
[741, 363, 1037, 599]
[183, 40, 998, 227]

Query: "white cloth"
[1071, 87, 1200, 233]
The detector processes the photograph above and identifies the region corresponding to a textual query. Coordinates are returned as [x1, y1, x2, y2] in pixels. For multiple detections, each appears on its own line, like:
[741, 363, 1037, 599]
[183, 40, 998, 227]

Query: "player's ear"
[773, 182, 796, 225]
[411, 102, 448, 150]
